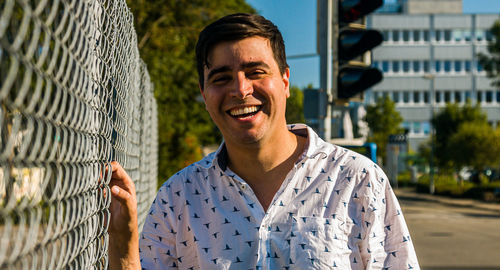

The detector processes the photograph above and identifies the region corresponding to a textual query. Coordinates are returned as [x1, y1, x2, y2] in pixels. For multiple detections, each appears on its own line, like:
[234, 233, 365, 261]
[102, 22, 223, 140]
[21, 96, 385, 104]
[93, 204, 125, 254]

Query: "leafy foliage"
[286, 86, 305, 124]
[126, 0, 255, 183]
[448, 122, 500, 172]
[431, 101, 487, 170]
[364, 96, 404, 164]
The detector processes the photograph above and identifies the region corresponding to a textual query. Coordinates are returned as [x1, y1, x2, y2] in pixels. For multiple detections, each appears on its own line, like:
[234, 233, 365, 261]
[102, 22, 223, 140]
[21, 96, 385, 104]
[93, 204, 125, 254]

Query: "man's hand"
[108, 161, 141, 270]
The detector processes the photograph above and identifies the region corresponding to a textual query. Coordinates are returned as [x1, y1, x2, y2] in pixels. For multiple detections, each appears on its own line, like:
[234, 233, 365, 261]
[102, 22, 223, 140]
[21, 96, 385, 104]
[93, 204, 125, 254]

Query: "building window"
[435, 91, 441, 103]
[453, 30, 463, 42]
[413, 61, 420, 72]
[444, 61, 451, 72]
[455, 91, 462, 103]
[422, 122, 430, 135]
[393, 30, 400, 42]
[435, 30, 441, 41]
[413, 30, 420, 42]
[403, 30, 410, 42]
[423, 30, 430, 41]
[444, 30, 452, 41]
[413, 122, 421, 134]
[444, 91, 451, 103]
[373, 91, 380, 102]
[465, 91, 471, 101]
[403, 61, 410, 72]
[424, 61, 430, 72]
[414, 91, 420, 103]
[477, 91, 482, 103]
[393, 61, 400, 73]
[382, 30, 389, 42]
[424, 91, 430, 103]
[393, 91, 400, 103]
[435, 61, 441, 72]
[477, 61, 484, 72]
[373, 61, 379, 69]
[464, 30, 472, 42]
[403, 92, 410, 103]
[497, 91, 500, 102]
[382, 61, 389, 72]
[476, 30, 485, 42]
[454, 60, 462, 72]
[486, 91, 493, 103]
[465, 61, 471, 72]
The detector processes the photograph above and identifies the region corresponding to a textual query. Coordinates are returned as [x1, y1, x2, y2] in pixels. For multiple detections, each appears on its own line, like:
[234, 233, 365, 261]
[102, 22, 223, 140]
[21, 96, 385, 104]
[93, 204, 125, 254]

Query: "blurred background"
[0, 0, 499, 268]
[126, 0, 500, 268]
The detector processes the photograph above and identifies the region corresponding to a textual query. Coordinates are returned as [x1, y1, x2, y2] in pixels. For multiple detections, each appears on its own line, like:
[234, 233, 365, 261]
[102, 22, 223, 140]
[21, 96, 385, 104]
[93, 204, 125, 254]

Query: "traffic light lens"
[346, 8, 361, 22]
[338, 66, 382, 99]
[339, 29, 382, 61]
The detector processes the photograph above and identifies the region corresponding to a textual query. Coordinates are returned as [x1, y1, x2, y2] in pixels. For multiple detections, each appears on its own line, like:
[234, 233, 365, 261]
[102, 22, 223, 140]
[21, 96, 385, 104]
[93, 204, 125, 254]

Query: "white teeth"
[230, 106, 259, 116]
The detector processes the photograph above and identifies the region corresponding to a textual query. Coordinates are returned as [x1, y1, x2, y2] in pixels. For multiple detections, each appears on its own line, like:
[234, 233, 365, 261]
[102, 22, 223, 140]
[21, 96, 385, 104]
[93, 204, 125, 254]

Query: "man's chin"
[224, 130, 265, 146]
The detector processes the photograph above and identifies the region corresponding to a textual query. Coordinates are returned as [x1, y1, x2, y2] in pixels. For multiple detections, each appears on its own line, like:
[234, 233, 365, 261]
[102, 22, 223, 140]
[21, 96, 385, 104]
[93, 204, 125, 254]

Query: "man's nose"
[231, 73, 253, 98]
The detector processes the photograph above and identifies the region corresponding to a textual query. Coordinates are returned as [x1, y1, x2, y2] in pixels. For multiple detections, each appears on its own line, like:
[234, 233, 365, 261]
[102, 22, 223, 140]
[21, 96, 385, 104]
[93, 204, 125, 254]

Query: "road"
[396, 188, 500, 270]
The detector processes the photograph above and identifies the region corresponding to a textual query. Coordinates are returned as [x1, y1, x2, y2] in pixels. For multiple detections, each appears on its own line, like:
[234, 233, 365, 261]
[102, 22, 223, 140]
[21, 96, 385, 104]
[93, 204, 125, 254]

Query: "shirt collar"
[200, 124, 331, 172]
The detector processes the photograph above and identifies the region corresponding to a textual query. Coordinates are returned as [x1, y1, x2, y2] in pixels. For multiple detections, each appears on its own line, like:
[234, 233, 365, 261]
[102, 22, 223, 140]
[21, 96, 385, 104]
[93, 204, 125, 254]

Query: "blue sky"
[246, 0, 500, 88]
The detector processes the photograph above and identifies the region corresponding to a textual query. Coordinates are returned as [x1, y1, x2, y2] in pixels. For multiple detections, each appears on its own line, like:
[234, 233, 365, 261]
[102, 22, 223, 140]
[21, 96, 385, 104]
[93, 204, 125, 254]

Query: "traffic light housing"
[336, 0, 383, 100]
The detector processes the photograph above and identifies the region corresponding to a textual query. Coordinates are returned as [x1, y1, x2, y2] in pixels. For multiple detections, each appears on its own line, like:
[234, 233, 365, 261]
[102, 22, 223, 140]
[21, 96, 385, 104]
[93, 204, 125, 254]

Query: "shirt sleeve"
[359, 165, 420, 270]
[139, 185, 179, 269]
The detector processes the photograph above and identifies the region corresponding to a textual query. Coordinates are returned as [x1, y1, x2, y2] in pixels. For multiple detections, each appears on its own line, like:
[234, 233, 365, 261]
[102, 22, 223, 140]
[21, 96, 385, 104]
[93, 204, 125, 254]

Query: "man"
[109, 13, 420, 269]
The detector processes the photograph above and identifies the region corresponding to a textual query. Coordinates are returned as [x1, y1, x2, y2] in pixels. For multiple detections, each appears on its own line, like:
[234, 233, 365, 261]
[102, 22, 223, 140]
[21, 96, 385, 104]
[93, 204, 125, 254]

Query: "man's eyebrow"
[207, 66, 231, 81]
[241, 61, 270, 70]
[206, 61, 271, 81]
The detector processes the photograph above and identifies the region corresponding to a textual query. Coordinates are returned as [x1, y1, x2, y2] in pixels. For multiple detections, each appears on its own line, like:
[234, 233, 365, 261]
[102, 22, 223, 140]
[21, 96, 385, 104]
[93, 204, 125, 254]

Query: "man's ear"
[283, 68, 290, 98]
[199, 83, 208, 110]
[199, 83, 206, 101]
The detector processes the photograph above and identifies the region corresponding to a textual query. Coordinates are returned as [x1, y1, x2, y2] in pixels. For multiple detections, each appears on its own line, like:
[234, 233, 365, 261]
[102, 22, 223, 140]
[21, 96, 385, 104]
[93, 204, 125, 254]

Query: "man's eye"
[249, 70, 265, 77]
[213, 76, 231, 83]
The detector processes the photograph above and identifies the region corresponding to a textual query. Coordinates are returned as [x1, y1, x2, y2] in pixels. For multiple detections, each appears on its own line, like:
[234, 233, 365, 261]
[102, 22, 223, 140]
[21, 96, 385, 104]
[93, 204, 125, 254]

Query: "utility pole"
[318, 0, 334, 140]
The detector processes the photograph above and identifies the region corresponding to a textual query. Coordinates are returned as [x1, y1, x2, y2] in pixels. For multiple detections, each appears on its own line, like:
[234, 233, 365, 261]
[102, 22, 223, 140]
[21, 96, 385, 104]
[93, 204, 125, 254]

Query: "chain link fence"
[0, 0, 158, 268]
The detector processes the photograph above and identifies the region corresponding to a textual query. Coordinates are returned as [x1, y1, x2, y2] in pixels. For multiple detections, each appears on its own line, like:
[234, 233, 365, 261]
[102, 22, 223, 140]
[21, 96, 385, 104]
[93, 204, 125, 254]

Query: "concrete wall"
[404, 0, 462, 14]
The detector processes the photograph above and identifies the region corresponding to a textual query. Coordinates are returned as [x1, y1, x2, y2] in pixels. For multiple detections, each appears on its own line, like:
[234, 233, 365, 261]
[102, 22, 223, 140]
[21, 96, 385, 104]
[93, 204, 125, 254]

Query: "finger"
[109, 176, 135, 195]
[110, 161, 130, 180]
[110, 161, 135, 193]
[110, 185, 132, 206]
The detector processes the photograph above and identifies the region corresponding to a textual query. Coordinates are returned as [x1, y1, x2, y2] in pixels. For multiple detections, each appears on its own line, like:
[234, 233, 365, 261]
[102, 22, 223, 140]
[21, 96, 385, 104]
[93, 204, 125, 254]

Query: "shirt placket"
[256, 162, 301, 270]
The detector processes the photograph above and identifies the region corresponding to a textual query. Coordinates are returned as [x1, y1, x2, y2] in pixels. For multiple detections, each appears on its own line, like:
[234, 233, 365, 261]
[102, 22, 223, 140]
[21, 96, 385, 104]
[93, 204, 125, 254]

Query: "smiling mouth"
[228, 105, 262, 118]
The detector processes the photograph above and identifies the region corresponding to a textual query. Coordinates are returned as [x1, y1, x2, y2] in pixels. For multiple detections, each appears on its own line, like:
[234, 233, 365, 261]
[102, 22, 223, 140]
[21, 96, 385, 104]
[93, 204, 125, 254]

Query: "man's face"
[200, 36, 290, 146]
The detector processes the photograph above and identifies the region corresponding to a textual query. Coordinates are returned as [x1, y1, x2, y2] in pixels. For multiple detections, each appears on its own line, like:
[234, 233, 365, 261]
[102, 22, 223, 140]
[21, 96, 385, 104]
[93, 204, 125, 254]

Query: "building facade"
[367, 12, 500, 151]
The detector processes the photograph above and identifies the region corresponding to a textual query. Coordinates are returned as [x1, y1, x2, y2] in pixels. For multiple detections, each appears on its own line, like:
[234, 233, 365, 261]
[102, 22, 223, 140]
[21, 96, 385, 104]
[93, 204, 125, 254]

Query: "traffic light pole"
[317, 0, 382, 140]
[318, 0, 336, 141]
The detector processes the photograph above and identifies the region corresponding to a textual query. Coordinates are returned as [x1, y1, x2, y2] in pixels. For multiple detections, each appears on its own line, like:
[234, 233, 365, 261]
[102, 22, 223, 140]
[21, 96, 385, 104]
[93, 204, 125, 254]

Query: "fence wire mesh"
[0, 0, 158, 269]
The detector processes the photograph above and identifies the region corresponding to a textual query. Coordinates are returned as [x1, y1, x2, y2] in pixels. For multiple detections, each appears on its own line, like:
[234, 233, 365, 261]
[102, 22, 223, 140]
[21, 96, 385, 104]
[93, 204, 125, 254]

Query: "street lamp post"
[423, 73, 435, 195]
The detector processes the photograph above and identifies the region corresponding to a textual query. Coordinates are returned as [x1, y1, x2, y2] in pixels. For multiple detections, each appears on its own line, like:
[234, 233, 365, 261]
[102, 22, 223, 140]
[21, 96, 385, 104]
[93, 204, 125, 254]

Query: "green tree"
[364, 96, 404, 164]
[286, 86, 305, 124]
[449, 122, 500, 176]
[126, 0, 255, 183]
[478, 19, 500, 87]
[432, 101, 487, 170]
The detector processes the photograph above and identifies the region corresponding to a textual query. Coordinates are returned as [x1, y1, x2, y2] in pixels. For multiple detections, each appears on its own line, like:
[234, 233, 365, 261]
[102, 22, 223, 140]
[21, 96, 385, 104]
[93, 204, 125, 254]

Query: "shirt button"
[241, 184, 246, 190]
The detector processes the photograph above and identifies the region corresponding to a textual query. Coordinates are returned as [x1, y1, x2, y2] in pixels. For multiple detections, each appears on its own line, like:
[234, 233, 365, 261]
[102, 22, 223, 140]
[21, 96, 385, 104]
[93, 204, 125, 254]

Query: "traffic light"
[336, 0, 383, 99]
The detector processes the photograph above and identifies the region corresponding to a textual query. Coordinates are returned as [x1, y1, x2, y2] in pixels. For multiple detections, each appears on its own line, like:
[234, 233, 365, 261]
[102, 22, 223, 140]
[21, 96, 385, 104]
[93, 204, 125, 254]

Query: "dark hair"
[196, 13, 288, 88]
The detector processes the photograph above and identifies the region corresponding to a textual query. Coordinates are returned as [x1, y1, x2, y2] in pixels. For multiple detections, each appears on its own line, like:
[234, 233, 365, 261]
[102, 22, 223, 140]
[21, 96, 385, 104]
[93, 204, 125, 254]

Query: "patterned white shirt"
[139, 124, 420, 269]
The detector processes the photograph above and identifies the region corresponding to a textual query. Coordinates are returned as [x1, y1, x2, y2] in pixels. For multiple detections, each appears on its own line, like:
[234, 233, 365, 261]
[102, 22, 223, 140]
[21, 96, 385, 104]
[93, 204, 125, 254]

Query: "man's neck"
[224, 126, 307, 210]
